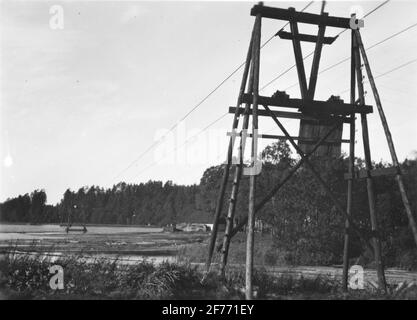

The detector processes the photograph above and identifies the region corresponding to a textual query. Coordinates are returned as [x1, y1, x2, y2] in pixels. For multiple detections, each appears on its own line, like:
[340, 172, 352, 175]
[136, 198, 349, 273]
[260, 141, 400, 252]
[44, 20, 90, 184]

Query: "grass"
[0, 252, 202, 300]
[1, 251, 417, 300]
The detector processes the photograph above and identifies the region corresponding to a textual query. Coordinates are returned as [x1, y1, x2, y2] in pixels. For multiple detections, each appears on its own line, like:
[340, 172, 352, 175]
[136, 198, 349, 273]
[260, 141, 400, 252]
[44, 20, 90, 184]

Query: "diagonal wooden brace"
[224, 116, 344, 244]
[262, 104, 373, 252]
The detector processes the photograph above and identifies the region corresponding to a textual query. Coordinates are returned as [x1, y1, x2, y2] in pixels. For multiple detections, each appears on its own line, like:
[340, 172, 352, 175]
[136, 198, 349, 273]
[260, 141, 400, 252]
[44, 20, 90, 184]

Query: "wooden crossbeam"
[277, 30, 337, 45]
[229, 106, 351, 124]
[241, 94, 373, 115]
[251, 5, 352, 29]
[246, 133, 350, 145]
[344, 167, 399, 180]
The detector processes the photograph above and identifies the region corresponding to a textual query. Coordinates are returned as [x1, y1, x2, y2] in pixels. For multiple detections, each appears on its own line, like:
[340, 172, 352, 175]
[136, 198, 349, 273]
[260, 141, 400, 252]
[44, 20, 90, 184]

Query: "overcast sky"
[1, 0, 417, 204]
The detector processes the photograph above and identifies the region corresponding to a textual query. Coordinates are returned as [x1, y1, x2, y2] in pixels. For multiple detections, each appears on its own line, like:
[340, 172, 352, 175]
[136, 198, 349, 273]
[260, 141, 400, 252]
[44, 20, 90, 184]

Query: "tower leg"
[355, 29, 417, 248]
[204, 24, 254, 278]
[220, 125, 247, 278]
[343, 117, 355, 291]
[362, 115, 387, 292]
[342, 30, 356, 291]
[246, 12, 261, 301]
[353, 35, 387, 292]
[219, 25, 258, 279]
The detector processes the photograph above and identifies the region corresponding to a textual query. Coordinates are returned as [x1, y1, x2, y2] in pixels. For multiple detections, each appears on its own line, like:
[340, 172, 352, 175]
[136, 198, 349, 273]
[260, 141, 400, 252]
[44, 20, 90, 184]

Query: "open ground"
[1, 223, 417, 299]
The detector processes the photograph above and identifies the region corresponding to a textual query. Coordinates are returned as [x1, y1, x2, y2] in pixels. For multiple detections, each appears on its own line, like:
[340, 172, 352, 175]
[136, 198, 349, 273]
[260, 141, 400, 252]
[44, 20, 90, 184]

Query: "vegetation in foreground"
[1, 253, 417, 300]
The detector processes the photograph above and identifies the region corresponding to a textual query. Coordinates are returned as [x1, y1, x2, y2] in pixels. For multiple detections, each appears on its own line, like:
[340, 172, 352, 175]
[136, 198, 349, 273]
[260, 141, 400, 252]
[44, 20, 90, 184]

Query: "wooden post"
[342, 30, 356, 291]
[219, 147, 243, 279]
[246, 12, 261, 300]
[220, 41, 256, 279]
[289, 10, 308, 99]
[219, 113, 251, 278]
[66, 208, 72, 233]
[203, 22, 255, 277]
[355, 29, 417, 248]
[353, 34, 387, 292]
[307, 15, 327, 99]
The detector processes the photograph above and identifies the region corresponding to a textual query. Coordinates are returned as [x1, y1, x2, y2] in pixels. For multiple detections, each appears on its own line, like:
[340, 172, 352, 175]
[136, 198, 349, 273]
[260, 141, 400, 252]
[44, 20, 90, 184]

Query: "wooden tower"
[64, 204, 87, 233]
[204, 3, 417, 299]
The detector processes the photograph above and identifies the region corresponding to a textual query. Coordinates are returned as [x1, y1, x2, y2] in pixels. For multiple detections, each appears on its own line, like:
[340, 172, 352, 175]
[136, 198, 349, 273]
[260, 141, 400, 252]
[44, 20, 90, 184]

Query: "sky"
[1, 0, 417, 204]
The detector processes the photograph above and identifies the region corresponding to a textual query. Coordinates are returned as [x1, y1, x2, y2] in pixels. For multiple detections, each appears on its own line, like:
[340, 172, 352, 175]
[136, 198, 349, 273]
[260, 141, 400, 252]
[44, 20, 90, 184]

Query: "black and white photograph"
[1, 0, 417, 306]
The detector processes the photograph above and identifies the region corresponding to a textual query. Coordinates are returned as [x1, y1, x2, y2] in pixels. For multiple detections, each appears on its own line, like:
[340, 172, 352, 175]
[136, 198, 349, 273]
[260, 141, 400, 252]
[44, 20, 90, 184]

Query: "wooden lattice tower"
[204, 3, 417, 299]
[64, 204, 87, 233]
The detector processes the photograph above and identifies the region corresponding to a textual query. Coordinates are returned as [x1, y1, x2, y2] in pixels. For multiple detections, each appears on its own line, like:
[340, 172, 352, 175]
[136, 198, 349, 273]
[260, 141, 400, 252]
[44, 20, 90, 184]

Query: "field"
[0, 223, 207, 264]
[1, 223, 417, 299]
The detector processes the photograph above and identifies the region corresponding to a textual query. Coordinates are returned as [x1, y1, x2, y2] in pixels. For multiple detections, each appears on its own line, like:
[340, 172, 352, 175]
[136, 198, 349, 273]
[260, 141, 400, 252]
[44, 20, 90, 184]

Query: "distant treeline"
[1, 142, 417, 267]
[0, 182, 210, 226]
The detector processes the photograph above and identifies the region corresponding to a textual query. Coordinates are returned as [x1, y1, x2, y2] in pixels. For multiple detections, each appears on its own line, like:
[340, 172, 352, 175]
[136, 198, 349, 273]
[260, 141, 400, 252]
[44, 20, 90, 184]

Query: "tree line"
[1, 142, 416, 267]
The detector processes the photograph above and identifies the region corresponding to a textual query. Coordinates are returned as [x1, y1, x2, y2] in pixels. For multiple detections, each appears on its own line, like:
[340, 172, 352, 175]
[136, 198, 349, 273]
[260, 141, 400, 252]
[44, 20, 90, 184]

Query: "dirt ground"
[0, 223, 210, 264]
